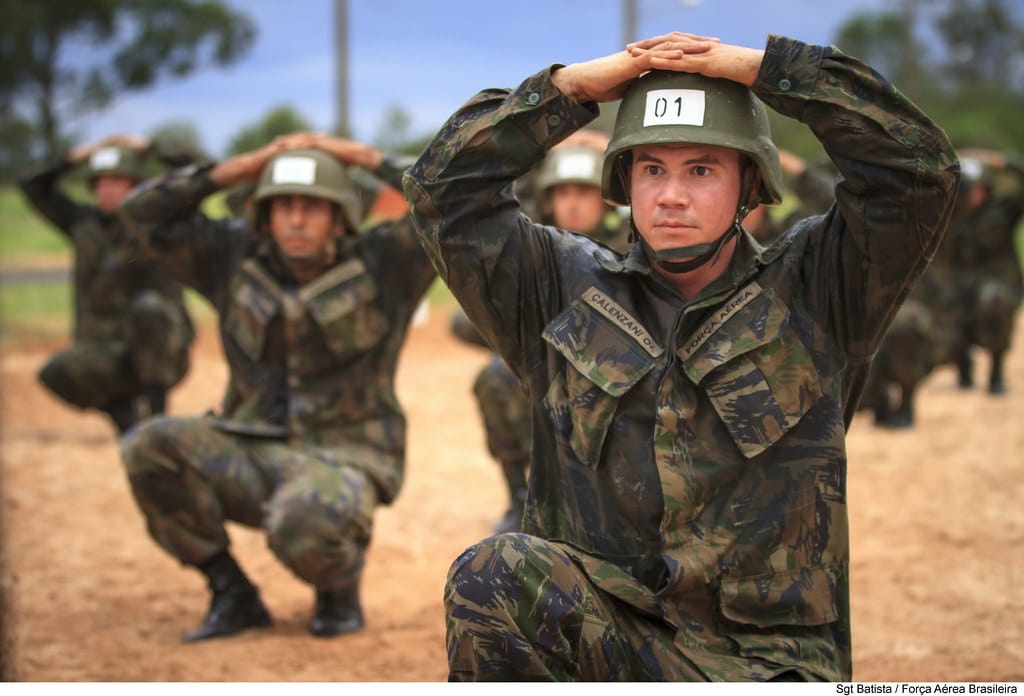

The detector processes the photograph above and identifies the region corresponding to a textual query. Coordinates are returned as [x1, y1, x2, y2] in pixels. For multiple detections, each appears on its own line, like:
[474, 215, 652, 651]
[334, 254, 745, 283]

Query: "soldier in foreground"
[405, 31, 958, 680]
[18, 133, 196, 434]
[118, 132, 435, 642]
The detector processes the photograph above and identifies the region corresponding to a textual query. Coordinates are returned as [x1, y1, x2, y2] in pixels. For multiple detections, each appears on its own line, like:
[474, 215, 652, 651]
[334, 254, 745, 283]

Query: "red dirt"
[2, 306, 1022, 682]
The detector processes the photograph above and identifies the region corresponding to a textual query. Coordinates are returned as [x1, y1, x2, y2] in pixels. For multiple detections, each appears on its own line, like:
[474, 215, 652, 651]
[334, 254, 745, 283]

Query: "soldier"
[405, 31, 958, 681]
[118, 132, 436, 642]
[452, 132, 630, 534]
[18, 133, 196, 434]
[949, 150, 1024, 395]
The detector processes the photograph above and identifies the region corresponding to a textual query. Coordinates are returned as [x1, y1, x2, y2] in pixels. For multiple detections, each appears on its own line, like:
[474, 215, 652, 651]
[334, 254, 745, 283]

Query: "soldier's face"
[629, 143, 741, 256]
[549, 183, 605, 234]
[92, 174, 136, 213]
[268, 195, 342, 263]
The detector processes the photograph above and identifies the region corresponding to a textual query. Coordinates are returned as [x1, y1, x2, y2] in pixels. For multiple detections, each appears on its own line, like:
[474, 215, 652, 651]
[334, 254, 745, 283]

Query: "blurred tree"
[371, 104, 434, 158]
[226, 105, 313, 156]
[832, 0, 1023, 155]
[0, 0, 255, 171]
[149, 119, 210, 165]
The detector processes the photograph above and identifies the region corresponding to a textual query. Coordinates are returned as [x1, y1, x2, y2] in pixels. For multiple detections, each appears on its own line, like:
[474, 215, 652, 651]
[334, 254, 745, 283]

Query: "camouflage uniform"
[405, 35, 958, 681]
[18, 153, 195, 433]
[950, 161, 1024, 393]
[452, 157, 632, 534]
[118, 157, 435, 595]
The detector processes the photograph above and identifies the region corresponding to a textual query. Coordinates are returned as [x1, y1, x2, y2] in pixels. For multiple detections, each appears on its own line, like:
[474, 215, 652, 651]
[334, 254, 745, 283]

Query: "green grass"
[0, 187, 70, 259]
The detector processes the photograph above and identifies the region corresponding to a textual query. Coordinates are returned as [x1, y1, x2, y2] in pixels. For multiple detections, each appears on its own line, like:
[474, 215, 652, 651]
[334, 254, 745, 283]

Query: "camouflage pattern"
[122, 415, 376, 589]
[18, 156, 195, 424]
[452, 155, 632, 533]
[405, 34, 959, 681]
[949, 161, 1024, 391]
[118, 158, 435, 585]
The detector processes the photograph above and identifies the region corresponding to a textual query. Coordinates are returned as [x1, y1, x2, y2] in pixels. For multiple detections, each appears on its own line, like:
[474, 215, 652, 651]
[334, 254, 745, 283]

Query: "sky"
[67, 0, 897, 158]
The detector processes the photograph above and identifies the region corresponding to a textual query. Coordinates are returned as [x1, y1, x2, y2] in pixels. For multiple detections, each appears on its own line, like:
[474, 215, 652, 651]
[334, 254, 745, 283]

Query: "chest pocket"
[304, 259, 389, 361]
[225, 270, 280, 362]
[542, 293, 660, 467]
[680, 287, 821, 459]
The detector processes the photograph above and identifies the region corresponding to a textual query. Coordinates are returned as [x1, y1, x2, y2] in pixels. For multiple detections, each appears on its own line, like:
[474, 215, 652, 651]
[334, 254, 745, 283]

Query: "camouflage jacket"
[120, 162, 436, 504]
[18, 157, 192, 344]
[405, 35, 959, 680]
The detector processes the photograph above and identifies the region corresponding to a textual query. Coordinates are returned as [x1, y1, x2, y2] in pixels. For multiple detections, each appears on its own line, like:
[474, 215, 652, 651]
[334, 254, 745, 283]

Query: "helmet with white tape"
[602, 70, 783, 208]
[254, 148, 362, 232]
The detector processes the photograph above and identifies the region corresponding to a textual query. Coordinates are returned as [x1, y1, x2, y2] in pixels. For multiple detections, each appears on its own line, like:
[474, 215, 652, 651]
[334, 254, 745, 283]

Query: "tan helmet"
[534, 144, 604, 201]
[253, 148, 362, 232]
[602, 69, 783, 208]
[88, 146, 145, 183]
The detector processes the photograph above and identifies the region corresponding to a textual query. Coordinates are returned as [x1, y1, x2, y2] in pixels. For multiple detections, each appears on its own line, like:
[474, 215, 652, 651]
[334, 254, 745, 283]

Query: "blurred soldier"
[452, 131, 629, 534]
[118, 132, 435, 642]
[18, 133, 196, 434]
[406, 30, 957, 681]
[744, 149, 835, 245]
[950, 150, 1024, 394]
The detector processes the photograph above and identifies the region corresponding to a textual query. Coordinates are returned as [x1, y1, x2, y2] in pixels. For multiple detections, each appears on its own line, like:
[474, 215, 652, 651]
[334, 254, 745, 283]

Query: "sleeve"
[403, 67, 599, 369]
[17, 156, 89, 239]
[364, 212, 438, 313]
[754, 35, 960, 363]
[119, 163, 246, 304]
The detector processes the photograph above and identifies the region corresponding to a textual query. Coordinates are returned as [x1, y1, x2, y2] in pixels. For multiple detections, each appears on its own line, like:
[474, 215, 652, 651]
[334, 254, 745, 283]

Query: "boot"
[309, 585, 364, 637]
[103, 397, 139, 435]
[988, 353, 1007, 395]
[956, 350, 974, 389]
[145, 387, 167, 416]
[182, 551, 272, 643]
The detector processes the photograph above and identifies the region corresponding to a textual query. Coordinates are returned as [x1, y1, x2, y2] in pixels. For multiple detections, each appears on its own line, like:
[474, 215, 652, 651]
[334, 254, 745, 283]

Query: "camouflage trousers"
[967, 279, 1021, 353]
[472, 356, 530, 486]
[120, 415, 376, 591]
[38, 290, 193, 411]
[445, 533, 708, 681]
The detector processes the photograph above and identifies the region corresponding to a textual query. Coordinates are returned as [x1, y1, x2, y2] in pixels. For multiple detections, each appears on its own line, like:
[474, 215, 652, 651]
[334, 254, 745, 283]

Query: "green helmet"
[602, 70, 783, 208]
[88, 146, 144, 183]
[534, 144, 604, 200]
[254, 148, 362, 232]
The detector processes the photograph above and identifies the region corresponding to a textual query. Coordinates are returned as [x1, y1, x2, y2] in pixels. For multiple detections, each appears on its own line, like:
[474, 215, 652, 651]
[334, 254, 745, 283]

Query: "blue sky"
[68, 0, 898, 157]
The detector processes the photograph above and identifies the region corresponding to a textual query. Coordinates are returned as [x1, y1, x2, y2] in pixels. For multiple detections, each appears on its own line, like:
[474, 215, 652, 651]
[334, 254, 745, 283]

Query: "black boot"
[957, 349, 974, 389]
[988, 353, 1007, 395]
[310, 585, 364, 637]
[182, 551, 272, 643]
[104, 397, 140, 435]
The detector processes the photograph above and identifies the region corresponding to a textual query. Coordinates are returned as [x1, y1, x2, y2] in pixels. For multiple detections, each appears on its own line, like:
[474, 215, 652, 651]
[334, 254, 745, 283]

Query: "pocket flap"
[719, 566, 838, 628]
[542, 293, 659, 397]
[680, 284, 789, 384]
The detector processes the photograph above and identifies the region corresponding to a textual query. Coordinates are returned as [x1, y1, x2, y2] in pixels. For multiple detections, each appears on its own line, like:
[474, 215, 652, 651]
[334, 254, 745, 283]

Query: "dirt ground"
[1, 304, 1022, 683]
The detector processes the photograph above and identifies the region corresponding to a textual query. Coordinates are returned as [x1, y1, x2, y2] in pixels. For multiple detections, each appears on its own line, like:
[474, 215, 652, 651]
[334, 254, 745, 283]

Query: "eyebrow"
[634, 152, 722, 166]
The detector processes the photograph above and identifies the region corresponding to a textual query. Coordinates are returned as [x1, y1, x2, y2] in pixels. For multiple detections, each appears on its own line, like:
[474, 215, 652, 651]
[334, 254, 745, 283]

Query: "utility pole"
[622, 0, 637, 46]
[334, 0, 349, 136]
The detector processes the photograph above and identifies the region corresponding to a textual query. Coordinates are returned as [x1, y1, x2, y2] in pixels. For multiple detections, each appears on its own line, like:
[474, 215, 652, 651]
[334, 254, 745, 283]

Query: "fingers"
[627, 32, 720, 52]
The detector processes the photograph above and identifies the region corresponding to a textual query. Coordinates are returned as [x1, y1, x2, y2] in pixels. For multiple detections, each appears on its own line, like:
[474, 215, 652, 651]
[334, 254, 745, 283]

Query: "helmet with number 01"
[253, 148, 363, 233]
[602, 69, 783, 207]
